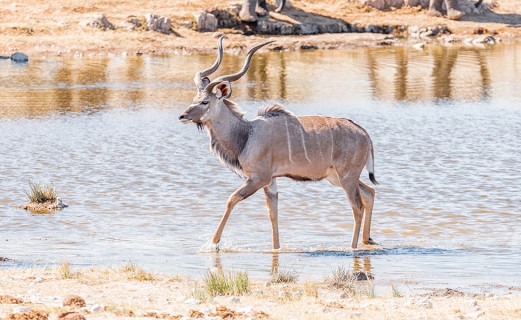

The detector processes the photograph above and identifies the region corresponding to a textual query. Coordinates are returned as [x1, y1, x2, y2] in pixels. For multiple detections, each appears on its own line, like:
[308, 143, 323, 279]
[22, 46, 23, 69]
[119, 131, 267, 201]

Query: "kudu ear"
[213, 81, 232, 99]
[198, 77, 211, 92]
[201, 77, 211, 88]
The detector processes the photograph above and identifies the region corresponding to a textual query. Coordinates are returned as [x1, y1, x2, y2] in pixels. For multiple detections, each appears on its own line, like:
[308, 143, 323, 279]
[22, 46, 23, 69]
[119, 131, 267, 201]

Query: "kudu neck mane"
[203, 99, 250, 174]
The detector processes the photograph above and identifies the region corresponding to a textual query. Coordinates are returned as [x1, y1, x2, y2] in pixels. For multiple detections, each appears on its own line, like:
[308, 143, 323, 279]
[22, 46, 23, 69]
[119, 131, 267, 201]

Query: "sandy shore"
[0, 266, 520, 320]
[1, 0, 520, 57]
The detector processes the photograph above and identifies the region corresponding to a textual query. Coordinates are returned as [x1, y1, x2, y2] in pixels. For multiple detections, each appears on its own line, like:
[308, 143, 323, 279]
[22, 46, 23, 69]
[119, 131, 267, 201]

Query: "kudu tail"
[366, 138, 379, 185]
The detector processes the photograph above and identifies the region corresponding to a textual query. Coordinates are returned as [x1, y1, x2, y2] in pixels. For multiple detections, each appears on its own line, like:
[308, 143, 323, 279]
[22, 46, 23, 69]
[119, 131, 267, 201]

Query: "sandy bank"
[0, 266, 520, 320]
[1, 0, 520, 57]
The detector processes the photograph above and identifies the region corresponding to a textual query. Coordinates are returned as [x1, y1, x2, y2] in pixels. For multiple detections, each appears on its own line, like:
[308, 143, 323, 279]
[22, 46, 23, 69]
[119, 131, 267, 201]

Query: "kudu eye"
[202, 101, 209, 105]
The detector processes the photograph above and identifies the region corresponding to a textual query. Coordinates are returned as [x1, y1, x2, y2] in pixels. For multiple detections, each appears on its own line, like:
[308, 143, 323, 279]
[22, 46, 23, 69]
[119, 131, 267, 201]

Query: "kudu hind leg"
[263, 179, 280, 250]
[211, 178, 267, 250]
[340, 177, 365, 249]
[359, 181, 376, 245]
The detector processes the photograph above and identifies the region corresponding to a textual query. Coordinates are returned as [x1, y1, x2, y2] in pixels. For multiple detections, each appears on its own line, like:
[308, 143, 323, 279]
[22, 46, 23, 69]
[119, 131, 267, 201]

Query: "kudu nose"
[178, 114, 186, 121]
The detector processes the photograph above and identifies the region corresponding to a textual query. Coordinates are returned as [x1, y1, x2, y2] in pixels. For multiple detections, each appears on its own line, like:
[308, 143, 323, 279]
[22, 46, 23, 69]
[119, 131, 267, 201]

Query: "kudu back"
[179, 37, 378, 250]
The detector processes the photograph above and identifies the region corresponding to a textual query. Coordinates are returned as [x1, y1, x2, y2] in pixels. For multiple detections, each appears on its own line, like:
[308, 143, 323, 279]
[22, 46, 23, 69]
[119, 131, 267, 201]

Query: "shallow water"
[1, 44, 520, 293]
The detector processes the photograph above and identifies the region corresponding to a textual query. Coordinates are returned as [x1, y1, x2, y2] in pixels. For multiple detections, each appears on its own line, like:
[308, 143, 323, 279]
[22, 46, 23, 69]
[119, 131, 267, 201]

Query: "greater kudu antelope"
[179, 37, 378, 250]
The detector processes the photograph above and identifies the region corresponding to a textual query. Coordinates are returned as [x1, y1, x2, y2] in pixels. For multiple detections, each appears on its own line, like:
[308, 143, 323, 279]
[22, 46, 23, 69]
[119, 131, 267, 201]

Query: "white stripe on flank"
[310, 121, 324, 160]
[284, 117, 294, 163]
[298, 124, 311, 163]
[325, 118, 334, 162]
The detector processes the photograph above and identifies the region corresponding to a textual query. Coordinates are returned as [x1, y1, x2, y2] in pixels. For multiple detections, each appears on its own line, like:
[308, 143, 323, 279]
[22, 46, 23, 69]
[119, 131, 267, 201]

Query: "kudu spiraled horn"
[205, 40, 275, 93]
[193, 35, 225, 90]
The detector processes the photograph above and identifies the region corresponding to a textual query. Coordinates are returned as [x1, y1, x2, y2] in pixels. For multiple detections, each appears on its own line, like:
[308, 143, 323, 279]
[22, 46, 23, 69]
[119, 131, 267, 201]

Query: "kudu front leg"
[263, 179, 280, 250]
[211, 178, 266, 251]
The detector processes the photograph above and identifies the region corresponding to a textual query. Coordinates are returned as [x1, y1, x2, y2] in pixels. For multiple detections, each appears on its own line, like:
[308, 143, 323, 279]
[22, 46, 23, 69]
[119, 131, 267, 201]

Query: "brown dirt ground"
[0, 267, 520, 320]
[0, 0, 520, 57]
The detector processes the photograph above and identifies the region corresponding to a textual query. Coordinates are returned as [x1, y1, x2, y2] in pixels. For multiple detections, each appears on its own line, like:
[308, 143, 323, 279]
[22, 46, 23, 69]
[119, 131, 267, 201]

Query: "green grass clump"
[204, 270, 249, 297]
[25, 181, 57, 203]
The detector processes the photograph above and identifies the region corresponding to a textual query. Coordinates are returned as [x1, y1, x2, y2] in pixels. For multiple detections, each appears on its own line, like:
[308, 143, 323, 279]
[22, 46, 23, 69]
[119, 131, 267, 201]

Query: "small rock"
[9, 310, 48, 319]
[467, 310, 485, 318]
[146, 14, 172, 34]
[440, 35, 461, 44]
[118, 21, 137, 31]
[468, 300, 478, 307]
[294, 23, 318, 35]
[264, 281, 272, 287]
[63, 295, 86, 308]
[473, 27, 488, 35]
[80, 14, 114, 30]
[227, 296, 240, 304]
[188, 309, 204, 318]
[13, 306, 30, 313]
[58, 312, 86, 320]
[238, 306, 252, 314]
[350, 311, 362, 318]
[0, 295, 24, 304]
[88, 304, 102, 313]
[413, 42, 425, 50]
[10, 52, 28, 62]
[415, 297, 433, 308]
[184, 298, 200, 305]
[365, 25, 381, 33]
[193, 11, 218, 32]
[352, 271, 374, 281]
[340, 292, 349, 299]
[127, 16, 142, 28]
[473, 35, 497, 44]
[200, 307, 211, 314]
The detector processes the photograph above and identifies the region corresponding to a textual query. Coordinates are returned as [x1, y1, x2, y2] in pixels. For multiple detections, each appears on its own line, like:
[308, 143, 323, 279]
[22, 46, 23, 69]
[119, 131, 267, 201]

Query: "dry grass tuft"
[328, 266, 355, 291]
[59, 260, 78, 279]
[304, 281, 319, 298]
[271, 269, 300, 284]
[121, 262, 154, 281]
[25, 181, 57, 203]
[203, 270, 249, 297]
[390, 283, 403, 298]
[327, 266, 376, 298]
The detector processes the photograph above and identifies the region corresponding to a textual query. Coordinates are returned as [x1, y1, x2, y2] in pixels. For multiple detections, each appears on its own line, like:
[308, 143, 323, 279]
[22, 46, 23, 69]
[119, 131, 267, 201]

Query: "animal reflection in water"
[210, 252, 373, 281]
[179, 36, 379, 251]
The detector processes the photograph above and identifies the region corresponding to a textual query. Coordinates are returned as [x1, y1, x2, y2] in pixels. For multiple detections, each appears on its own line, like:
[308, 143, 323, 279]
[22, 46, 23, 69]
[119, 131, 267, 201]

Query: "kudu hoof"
[210, 242, 220, 252]
[362, 238, 378, 245]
